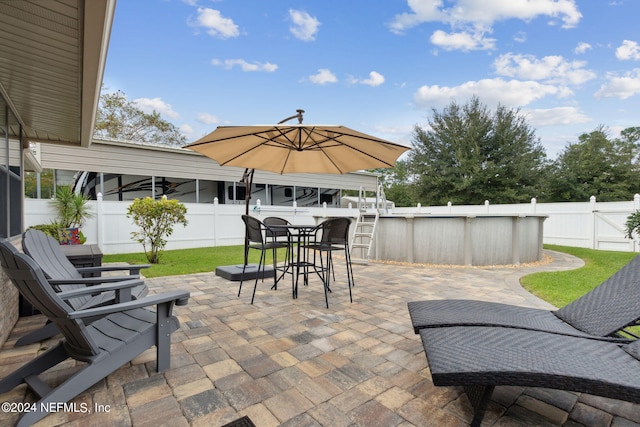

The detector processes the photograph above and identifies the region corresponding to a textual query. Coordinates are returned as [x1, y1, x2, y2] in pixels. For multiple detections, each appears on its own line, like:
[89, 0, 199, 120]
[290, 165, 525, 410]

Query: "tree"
[408, 96, 547, 205]
[616, 126, 640, 167]
[24, 168, 54, 199]
[127, 196, 188, 263]
[544, 126, 640, 202]
[95, 90, 186, 146]
[370, 159, 417, 207]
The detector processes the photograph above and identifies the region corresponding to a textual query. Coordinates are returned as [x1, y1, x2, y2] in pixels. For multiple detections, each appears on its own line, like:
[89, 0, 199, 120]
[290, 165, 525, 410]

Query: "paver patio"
[0, 250, 639, 426]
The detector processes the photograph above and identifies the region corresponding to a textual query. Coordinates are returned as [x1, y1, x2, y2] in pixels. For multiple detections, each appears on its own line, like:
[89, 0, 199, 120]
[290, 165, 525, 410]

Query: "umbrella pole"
[243, 168, 254, 265]
[212, 110, 307, 282]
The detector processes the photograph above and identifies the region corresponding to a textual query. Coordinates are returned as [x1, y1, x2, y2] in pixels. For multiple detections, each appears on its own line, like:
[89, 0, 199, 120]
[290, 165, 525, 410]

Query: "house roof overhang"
[0, 0, 116, 149]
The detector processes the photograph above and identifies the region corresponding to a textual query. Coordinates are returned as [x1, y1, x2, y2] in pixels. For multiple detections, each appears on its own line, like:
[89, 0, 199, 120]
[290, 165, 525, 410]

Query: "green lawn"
[521, 244, 637, 308]
[104, 243, 637, 310]
[102, 246, 287, 278]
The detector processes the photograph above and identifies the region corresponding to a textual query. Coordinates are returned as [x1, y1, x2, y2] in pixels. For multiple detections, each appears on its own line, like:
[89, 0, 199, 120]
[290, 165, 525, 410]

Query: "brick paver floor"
[1, 250, 639, 426]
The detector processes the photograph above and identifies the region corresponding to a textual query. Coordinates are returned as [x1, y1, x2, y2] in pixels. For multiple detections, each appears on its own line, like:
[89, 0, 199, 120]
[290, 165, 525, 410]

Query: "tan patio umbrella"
[184, 117, 409, 175]
[183, 110, 409, 279]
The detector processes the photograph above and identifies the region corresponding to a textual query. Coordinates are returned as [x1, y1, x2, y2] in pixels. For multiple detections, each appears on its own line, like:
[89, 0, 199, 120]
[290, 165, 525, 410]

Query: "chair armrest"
[49, 275, 141, 285]
[76, 264, 150, 275]
[67, 290, 190, 319]
[56, 278, 144, 299]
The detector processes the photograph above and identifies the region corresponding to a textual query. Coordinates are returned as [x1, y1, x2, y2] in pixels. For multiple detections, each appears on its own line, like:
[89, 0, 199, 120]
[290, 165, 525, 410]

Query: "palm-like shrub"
[51, 185, 92, 228]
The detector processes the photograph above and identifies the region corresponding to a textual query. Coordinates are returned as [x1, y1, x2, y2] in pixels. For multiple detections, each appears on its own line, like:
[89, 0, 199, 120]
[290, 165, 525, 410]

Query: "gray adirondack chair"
[408, 254, 640, 340]
[15, 229, 150, 346]
[0, 238, 189, 427]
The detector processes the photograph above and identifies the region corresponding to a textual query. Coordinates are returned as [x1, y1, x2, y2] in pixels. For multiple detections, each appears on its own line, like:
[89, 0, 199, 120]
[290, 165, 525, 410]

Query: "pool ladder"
[350, 211, 379, 265]
[350, 185, 386, 264]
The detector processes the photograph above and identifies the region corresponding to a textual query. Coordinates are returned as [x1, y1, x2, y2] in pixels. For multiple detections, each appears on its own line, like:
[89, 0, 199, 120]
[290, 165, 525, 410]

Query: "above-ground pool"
[363, 214, 547, 266]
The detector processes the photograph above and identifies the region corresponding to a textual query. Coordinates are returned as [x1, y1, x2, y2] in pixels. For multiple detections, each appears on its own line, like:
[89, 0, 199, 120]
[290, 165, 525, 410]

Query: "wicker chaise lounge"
[418, 325, 640, 426]
[408, 254, 640, 340]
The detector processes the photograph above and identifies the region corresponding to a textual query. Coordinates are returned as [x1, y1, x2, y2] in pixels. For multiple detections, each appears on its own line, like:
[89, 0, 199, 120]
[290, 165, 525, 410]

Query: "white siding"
[38, 139, 378, 191]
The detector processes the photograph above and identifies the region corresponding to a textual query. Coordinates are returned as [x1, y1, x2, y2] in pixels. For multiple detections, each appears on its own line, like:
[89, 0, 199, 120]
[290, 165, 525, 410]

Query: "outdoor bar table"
[269, 223, 324, 299]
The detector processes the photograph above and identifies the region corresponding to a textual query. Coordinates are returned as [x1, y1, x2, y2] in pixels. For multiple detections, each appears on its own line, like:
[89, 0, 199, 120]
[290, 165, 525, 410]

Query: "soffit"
[0, 0, 115, 147]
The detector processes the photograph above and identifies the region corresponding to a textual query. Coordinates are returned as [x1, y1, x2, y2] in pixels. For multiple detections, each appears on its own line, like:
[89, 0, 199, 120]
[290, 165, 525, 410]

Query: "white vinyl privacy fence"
[24, 195, 640, 254]
[24, 197, 359, 254]
[392, 195, 640, 253]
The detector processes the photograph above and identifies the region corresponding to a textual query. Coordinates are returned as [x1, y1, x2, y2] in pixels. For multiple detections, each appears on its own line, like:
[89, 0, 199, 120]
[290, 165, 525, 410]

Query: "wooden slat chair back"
[23, 229, 98, 308]
[0, 239, 189, 427]
[1, 241, 99, 358]
[14, 229, 150, 346]
[23, 229, 149, 307]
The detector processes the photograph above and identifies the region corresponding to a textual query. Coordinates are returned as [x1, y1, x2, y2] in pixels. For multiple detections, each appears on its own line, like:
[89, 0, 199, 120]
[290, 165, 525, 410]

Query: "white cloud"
[390, 0, 581, 52]
[388, 0, 447, 34]
[391, 0, 581, 32]
[513, 31, 527, 43]
[289, 9, 320, 41]
[361, 71, 385, 87]
[574, 42, 592, 54]
[133, 97, 180, 118]
[195, 8, 239, 39]
[179, 124, 196, 140]
[523, 107, 591, 127]
[196, 112, 220, 125]
[493, 53, 596, 85]
[349, 71, 385, 87]
[211, 58, 278, 72]
[308, 69, 337, 85]
[616, 40, 640, 61]
[430, 30, 496, 51]
[413, 78, 572, 109]
[595, 69, 640, 99]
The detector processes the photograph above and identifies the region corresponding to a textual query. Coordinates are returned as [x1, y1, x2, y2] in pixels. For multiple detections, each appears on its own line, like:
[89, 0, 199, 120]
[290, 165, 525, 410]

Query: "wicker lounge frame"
[408, 254, 640, 340]
[418, 326, 640, 426]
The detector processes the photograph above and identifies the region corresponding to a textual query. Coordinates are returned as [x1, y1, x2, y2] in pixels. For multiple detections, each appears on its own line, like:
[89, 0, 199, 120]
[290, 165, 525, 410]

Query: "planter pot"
[60, 228, 82, 245]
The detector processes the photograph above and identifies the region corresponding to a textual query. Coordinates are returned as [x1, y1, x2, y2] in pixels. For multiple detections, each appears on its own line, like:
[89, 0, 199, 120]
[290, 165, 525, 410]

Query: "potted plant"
[51, 185, 92, 244]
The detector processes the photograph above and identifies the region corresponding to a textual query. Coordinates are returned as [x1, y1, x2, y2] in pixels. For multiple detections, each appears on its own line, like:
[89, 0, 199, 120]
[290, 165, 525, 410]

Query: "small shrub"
[28, 223, 87, 245]
[29, 223, 65, 242]
[624, 210, 640, 239]
[127, 196, 188, 263]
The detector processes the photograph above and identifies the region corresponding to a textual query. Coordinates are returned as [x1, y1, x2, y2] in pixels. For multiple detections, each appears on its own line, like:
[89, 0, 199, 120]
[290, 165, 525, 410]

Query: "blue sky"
[102, 0, 640, 159]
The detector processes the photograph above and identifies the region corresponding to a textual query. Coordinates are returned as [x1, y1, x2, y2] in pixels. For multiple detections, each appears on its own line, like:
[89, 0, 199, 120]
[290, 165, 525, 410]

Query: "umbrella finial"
[296, 109, 304, 123]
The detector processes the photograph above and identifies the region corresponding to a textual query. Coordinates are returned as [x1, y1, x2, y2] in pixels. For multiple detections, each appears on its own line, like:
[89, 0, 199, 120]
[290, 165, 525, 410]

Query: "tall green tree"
[616, 126, 640, 166]
[370, 159, 417, 207]
[408, 96, 547, 205]
[24, 168, 54, 199]
[95, 90, 186, 146]
[544, 125, 640, 201]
